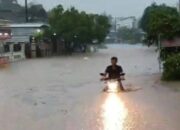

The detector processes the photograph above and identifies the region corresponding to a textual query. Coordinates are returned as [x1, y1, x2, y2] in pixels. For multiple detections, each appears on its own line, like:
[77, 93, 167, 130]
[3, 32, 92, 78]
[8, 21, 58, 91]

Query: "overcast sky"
[18, 0, 178, 17]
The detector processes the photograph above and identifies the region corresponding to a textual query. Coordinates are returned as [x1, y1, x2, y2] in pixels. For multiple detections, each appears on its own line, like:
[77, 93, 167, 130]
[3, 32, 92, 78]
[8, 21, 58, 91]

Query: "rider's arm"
[100, 67, 108, 81]
[104, 66, 109, 78]
[119, 66, 123, 74]
[119, 66, 125, 80]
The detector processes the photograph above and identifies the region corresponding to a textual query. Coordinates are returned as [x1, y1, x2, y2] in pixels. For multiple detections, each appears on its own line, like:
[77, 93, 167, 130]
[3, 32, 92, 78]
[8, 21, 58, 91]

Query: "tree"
[139, 3, 180, 46]
[48, 5, 111, 53]
[93, 14, 111, 43]
[28, 4, 48, 22]
[162, 53, 180, 80]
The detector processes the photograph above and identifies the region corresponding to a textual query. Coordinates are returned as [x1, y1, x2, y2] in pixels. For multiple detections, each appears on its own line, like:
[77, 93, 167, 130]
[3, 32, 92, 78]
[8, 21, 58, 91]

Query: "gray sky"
[18, 0, 178, 17]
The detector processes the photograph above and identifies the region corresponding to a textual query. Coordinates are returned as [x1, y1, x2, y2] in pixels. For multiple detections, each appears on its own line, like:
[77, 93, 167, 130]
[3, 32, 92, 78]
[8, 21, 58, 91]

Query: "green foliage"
[48, 5, 111, 46]
[34, 31, 43, 42]
[139, 3, 180, 46]
[160, 48, 180, 61]
[28, 4, 48, 22]
[162, 53, 180, 80]
[93, 15, 111, 43]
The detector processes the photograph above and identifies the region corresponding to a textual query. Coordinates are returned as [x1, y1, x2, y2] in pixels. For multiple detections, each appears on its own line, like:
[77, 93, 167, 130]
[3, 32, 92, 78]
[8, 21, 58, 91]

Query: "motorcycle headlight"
[107, 81, 119, 91]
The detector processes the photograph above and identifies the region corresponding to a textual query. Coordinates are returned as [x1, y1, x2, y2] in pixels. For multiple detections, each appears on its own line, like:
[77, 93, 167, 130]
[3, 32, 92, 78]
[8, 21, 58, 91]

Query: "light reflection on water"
[101, 94, 128, 130]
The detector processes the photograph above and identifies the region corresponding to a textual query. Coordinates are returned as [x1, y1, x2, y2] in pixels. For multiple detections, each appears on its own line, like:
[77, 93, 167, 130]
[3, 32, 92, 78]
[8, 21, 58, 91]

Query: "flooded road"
[0, 44, 180, 130]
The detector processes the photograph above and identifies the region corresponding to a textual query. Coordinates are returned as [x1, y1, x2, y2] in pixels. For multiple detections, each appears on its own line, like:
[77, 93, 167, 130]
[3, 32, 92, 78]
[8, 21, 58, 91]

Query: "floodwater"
[0, 44, 180, 130]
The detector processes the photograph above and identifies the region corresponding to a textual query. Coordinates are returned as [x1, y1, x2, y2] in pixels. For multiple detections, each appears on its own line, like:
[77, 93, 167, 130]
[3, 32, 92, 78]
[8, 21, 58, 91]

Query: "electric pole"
[25, 0, 28, 22]
[179, 0, 180, 13]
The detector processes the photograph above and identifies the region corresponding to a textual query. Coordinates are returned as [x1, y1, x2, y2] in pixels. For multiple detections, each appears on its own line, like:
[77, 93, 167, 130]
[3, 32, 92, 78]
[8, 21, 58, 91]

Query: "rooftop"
[9, 23, 49, 28]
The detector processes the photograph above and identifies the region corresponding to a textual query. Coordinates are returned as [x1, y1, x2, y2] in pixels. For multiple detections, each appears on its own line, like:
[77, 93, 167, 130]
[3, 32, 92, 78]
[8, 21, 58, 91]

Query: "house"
[0, 23, 49, 61]
[8, 23, 49, 43]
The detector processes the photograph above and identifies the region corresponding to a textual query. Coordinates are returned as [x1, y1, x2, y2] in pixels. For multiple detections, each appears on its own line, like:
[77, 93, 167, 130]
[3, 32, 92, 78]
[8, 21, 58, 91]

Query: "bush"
[162, 53, 180, 80]
[160, 47, 180, 61]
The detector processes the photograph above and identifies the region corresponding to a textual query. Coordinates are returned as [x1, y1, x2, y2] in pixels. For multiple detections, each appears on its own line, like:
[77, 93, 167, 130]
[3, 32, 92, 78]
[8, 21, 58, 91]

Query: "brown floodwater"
[0, 44, 180, 130]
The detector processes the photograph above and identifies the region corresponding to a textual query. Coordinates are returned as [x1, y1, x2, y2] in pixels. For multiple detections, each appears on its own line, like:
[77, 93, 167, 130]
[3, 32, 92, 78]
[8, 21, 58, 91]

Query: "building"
[7, 23, 49, 43]
[0, 0, 18, 4]
[0, 19, 12, 63]
[0, 0, 23, 22]
[0, 23, 49, 61]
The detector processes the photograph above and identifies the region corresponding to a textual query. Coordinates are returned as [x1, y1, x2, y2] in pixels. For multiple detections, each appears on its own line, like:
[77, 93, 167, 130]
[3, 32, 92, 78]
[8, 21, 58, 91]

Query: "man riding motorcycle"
[102, 57, 125, 91]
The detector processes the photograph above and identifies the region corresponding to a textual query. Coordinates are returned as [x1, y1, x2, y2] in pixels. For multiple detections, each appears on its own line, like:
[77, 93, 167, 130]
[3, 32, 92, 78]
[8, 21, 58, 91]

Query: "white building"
[8, 23, 49, 43]
[0, 23, 48, 62]
[0, 42, 25, 62]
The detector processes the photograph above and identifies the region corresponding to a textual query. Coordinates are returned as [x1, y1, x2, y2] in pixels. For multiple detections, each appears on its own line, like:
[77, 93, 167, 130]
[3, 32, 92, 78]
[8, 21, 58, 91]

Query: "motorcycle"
[100, 73, 125, 93]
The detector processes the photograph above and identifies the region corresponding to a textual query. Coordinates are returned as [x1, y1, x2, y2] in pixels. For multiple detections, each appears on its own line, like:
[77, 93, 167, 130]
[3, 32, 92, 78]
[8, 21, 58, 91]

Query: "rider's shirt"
[105, 65, 123, 79]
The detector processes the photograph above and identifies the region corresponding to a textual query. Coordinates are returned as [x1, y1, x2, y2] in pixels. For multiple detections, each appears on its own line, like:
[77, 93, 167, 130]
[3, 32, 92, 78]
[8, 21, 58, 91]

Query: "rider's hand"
[100, 77, 106, 81]
[120, 76, 125, 80]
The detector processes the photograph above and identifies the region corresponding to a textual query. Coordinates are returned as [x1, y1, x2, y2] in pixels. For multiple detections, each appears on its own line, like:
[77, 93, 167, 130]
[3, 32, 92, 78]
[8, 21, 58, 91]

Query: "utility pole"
[114, 17, 118, 43]
[25, 0, 28, 22]
[179, 0, 180, 13]
[114, 17, 117, 33]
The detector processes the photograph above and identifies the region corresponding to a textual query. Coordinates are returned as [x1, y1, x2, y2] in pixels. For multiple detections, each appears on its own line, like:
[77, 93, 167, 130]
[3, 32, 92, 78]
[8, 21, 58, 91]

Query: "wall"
[0, 42, 25, 62]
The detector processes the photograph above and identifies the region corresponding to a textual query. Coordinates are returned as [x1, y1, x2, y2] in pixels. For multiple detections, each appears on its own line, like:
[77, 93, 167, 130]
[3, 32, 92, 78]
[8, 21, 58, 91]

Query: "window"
[3, 44, 10, 53]
[13, 44, 21, 52]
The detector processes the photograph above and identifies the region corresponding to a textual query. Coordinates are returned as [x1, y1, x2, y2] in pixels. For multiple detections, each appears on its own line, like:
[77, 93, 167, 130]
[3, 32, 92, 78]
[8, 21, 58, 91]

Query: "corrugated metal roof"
[9, 23, 49, 28]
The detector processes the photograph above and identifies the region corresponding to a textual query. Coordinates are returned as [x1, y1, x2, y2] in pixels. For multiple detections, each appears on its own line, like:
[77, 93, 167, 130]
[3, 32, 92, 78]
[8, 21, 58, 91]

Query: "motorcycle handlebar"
[100, 73, 105, 76]
[100, 72, 125, 81]
[99, 73, 125, 76]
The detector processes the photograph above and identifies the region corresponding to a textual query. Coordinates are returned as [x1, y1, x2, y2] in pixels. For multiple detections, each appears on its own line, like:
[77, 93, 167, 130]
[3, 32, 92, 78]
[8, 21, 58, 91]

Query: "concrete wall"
[0, 42, 25, 62]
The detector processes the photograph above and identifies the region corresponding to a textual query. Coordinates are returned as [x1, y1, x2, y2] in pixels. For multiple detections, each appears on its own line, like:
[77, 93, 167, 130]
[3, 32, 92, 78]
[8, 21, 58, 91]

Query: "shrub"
[162, 53, 180, 80]
[160, 47, 180, 61]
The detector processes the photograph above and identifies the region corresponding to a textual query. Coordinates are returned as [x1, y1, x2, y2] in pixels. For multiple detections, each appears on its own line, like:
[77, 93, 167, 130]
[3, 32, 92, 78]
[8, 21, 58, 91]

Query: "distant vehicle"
[0, 19, 11, 64]
[0, 19, 11, 41]
[0, 56, 9, 65]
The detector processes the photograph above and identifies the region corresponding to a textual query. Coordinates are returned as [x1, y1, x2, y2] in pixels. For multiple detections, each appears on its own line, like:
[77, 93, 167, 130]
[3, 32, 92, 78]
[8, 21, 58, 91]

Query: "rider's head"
[111, 57, 118, 65]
